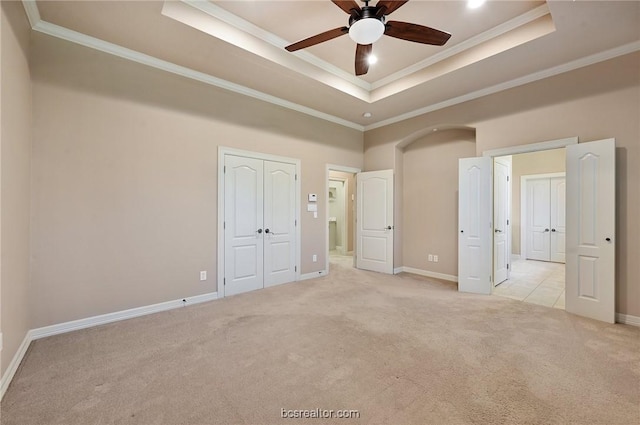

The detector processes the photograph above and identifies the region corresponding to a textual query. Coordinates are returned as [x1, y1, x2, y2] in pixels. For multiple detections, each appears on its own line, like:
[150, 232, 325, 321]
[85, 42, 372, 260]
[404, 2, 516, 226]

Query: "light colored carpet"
[2, 257, 639, 425]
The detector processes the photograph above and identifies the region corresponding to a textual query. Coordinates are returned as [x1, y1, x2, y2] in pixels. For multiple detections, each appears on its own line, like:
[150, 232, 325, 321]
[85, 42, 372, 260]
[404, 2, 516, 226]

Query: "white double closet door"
[224, 155, 296, 296]
[526, 176, 566, 263]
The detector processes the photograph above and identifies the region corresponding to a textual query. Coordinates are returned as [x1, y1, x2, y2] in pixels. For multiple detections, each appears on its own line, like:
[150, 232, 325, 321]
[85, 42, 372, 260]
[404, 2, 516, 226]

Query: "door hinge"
[223, 221, 226, 229]
[507, 176, 509, 182]
[489, 275, 492, 283]
[507, 219, 509, 225]
[224, 165, 226, 173]
[507, 264, 510, 270]
[295, 219, 297, 226]
[295, 174, 298, 181]
[223, 278, 226, 286]
[295, 266, 297, 272]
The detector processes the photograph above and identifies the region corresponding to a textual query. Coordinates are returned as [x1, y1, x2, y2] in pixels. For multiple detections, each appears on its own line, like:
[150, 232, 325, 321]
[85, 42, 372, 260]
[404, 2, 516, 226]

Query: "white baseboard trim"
[299, 270, 328, 281]
[398, 266, 458, 283]
[0, 332, 31, 400]
[615, 313, 640, 327]
[393, 267, 403, 275]
[511, 254, 522, 261]
[30, 291, 218, 340]
[0, 291, 218, 401]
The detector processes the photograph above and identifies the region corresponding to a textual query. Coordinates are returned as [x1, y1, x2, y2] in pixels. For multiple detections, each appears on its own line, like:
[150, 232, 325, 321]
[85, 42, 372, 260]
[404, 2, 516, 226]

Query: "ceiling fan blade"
[285, 27, 349, 52]
[331, 0, 361, 15]
[384, 21, 451, 46]
[355, 43, 372, 76]
[376, 0, 409, 16]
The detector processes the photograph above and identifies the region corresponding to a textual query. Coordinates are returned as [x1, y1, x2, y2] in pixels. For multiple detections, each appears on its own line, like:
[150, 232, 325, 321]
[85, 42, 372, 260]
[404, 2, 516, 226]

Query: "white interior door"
[224, 155, 264, 296]
[566, 139, 615, 323]
[263, 161, 297, 288]
[526, 179, 551, 261]
[550, 177, 566, 263]
[356, 170, 394, 274]
[493, 157, 511, 285]
[458, 157, 492, 294]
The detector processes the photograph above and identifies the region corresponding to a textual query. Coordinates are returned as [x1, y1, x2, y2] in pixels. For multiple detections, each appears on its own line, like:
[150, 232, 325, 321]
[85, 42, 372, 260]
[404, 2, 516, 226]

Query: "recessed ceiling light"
[363, 112, 373, 118]
[367, 54, 378, 66]
[467, 0, 486, 9]
[433, 128, 438, 132]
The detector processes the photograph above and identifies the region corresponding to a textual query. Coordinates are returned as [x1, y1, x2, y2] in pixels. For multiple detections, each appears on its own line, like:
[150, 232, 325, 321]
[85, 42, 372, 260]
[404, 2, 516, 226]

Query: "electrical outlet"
[433, 255, 439, 262]
[312, 254, 317, 262]
[200, 271, 207, 281]
[428, 254, 433, 262]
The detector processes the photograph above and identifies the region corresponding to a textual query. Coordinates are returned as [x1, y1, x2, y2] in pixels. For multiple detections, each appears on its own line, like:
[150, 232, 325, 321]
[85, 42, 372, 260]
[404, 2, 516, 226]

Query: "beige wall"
[364, 52, 640, 317]
[510, 149, 566, 255]
[29, 34, 363, 328]
[0, 1, 32, 376]
[403, 129, 476, 276]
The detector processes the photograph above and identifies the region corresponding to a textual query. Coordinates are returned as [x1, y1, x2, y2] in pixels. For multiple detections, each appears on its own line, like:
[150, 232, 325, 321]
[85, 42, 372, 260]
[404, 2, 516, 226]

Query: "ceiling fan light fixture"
[349, 18, 385, 45]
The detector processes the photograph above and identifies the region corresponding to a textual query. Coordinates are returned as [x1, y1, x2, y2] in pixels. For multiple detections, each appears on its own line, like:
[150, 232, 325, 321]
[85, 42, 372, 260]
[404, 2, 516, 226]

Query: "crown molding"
[181, 0, 372, 92]
[22, 1, 364, 131]
[371, 4, 551, 90]
[20, 0, 640, 134]
[364, 39, 640, 131]
[182, 1, 553, 100]
[21, 0, 40, 27]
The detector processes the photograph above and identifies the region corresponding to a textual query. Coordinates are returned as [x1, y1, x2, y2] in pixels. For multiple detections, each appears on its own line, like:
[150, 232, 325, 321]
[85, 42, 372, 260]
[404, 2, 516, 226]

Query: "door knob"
[460, 230, 464, 233]
[265, 228, 270, 234]
[606, 237, 611, 242]
[551, 229, 556, 232]
[494, 229, 502, 233]
[257, 228, 263, 234]
[544, 228, 550, 232]
[386, 226, 392, 230]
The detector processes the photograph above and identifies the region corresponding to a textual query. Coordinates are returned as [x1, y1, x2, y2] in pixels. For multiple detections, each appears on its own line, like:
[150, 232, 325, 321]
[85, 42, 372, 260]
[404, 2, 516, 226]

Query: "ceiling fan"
[285, 0, 452, 76]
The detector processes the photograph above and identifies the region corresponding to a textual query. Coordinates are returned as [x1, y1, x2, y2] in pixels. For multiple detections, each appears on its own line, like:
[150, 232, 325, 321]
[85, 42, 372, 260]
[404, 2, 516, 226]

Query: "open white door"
[566, 139, 615, 323]
[458, 157, 492, 294]
[493, 157, 511, 285]
[356, 170, 394, 274]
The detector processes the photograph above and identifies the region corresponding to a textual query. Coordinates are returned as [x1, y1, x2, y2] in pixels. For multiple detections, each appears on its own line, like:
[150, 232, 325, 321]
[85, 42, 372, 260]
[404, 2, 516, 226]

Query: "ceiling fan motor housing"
[348, 6, 385, 27]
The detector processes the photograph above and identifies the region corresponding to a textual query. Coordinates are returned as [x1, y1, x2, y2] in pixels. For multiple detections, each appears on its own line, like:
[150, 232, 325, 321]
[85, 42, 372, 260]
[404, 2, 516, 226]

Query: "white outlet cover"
[200, 271, 207, 281]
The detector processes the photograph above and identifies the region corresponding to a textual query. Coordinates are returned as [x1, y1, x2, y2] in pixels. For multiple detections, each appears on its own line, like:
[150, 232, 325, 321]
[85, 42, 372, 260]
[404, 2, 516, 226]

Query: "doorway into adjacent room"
[492, 149, 566, 310]
[326, 166, 358, 272]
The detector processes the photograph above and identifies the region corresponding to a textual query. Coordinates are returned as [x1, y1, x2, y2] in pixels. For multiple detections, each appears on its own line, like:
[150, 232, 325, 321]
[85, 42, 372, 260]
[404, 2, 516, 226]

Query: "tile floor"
[493, 258, 565, 309]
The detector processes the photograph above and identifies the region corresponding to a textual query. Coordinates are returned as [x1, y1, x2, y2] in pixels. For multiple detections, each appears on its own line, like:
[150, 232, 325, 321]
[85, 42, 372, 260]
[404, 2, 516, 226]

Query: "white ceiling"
[29, 1, 640, 130]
